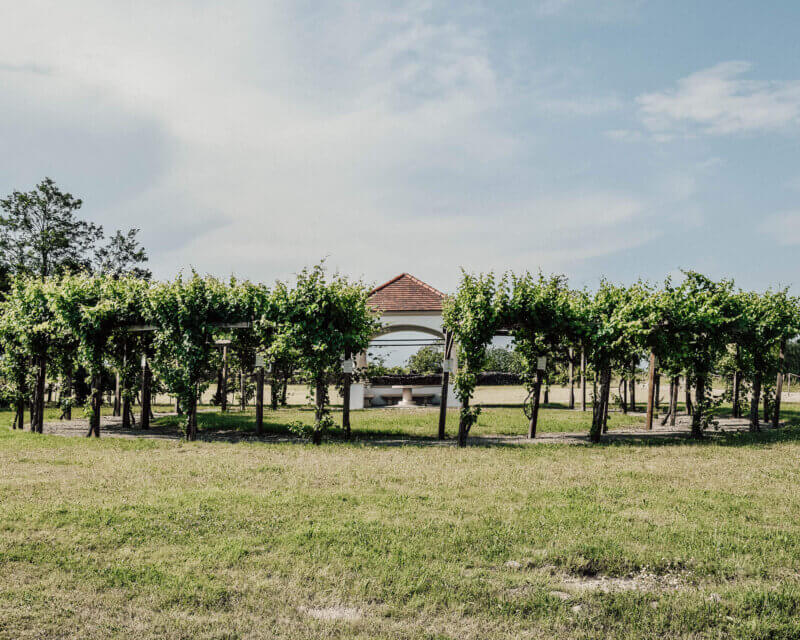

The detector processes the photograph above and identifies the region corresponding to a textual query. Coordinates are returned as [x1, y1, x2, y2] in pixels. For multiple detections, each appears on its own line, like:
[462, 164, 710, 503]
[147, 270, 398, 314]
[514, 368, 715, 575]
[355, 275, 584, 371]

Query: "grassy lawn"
[1, 406, 800, 638]
[153, 404, 646, 440]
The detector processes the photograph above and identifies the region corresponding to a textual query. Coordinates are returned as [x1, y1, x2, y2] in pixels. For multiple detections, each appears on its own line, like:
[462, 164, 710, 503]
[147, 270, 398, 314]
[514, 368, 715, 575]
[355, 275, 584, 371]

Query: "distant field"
[2, 404, 800, 639]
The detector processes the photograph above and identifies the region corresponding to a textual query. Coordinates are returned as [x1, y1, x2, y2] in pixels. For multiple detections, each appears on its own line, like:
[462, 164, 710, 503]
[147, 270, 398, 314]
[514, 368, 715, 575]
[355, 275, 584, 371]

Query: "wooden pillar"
[580, 348, 586, 411]
[342, 351, 352, 438]
[773, 340, 785, 428]
[568, 348, 575, 410]
[221, 345, 228, 412]
[113, 372, 121, 417]
[527, 364, 544, 439]
[141, 355, 151, 430]
[255, 365, 264, 435]
[438, 332, 454, 440]
[645, 352, 657, 430]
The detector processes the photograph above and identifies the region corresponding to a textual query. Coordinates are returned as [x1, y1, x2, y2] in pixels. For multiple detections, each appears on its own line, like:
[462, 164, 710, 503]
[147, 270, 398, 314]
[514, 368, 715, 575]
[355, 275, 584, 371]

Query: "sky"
[2, 0, 800, 299]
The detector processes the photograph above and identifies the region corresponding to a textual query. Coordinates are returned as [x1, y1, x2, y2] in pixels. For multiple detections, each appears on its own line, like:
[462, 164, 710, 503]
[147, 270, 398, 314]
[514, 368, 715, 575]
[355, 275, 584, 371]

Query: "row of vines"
[444, 271, 799, 446]
[0, 265, 379, 441]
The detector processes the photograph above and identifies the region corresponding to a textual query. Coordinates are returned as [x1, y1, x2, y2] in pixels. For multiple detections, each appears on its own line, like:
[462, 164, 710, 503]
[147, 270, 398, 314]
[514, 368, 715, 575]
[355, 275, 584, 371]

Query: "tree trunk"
[457, 396, 470, 448]
[64, 372, 72, 420]
[645, 352, 657, 430]
[342, 350, 352, 438]
[685, 383, 693, 416]
[654, 374, 660, 411]
[221, 346, 228, 412]
[15, 400, 24, 430]
[255, 366, 264, 435]
[240, 370, 246, 411]
[773, 340, 785, 428]
[34, 355, 46, 433]
[280, 373, 289, 406]
[527, 375, 543, 439]
[113, 373, 121, 417]
[629, 359, 636, 411]
[732, 370, 741, 418]
[750, 371, 762, 432]
[140, 360, 151, 430]
[568, 348, 575, 409]
[122, 393, 131, 428]
[590, 366, 610, 443]
[621, 379, 627, 414]
[186, 390, 198, 441]
[543, 380, 549, 405]
[669, 376, 678, 426]
[763, 389, 770, 424]
[87, 372, 102, 437]
[312, 379, 325, 445]
[691, 375, 705, 439]
[580, 348, 586, 411]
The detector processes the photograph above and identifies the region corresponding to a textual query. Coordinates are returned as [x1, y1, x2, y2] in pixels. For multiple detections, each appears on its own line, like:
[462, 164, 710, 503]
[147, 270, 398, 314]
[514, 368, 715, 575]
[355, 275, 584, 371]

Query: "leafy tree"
[269, 265, 378, 443]
[501, 272, 576, 437]
[407, 345, 443, 374]
[0, 178, 102, 278]
[95, 229, 151, 279]
[659, 272, 740, 438]
[146, 274, 256, 440]
[443, 271, 502, 447]
[733, 288, 798, 431]
[483, 346, 524, 374]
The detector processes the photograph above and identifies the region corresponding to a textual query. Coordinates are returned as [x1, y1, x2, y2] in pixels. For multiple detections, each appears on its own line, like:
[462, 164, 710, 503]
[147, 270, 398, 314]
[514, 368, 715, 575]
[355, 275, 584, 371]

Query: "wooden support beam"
[580, 348, 586, 411]
[773, 339, 786, 428]
[140, 356, 151, 430]
[645, 352, 657, 430]
[438, 332, 454, 440]
[255, 366, 264, 435]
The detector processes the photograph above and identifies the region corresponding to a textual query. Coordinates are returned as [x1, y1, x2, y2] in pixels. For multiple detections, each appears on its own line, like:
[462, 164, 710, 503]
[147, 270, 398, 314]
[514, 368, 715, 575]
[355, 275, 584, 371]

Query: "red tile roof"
[368, 273, 446, 312]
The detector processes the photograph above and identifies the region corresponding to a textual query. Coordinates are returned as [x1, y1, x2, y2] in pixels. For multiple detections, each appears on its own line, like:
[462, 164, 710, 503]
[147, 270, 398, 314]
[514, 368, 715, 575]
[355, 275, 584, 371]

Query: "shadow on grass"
[138, 407, 800, 450]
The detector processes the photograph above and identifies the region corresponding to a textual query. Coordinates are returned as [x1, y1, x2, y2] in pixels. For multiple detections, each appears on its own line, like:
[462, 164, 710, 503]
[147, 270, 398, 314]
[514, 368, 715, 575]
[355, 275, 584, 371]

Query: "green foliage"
[269, 264, 379, 440]
[406, 345, 443, 374]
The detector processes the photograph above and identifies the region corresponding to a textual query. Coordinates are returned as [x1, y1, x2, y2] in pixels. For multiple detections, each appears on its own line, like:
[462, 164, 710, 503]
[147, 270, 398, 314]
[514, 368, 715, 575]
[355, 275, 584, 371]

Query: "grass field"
[2, 403, 800, 639]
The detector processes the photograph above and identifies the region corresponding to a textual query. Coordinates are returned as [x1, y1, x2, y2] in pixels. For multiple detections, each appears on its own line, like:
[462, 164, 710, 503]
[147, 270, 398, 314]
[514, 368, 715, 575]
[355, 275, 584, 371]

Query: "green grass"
[155, 404, 647, 440]
[1, 406, 800, 638]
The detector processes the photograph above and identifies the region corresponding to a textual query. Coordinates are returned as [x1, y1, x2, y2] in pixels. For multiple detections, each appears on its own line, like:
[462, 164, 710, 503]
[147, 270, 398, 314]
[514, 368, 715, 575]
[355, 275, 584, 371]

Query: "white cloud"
[760, 211, 800, 246]
[0, 1, 656, 288]
[637, 61, 800, 136]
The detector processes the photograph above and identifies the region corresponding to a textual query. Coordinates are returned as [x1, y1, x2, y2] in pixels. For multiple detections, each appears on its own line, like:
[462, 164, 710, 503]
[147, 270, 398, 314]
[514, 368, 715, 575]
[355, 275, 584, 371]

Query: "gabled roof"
[368, 273, 446, 312]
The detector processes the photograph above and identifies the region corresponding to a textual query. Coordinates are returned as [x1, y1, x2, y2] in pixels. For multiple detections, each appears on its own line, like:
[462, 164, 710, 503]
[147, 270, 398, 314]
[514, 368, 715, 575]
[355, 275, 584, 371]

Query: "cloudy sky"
[2, 0, 799, 294]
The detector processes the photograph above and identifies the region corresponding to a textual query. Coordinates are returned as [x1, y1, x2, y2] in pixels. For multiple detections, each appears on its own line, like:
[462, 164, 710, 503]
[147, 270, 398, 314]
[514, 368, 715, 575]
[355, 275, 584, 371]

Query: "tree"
[407, 345, 443, 374]
[483, 346, 524, 374]
[733, 289, 798, 431]
[269, 265, 378, 444]
[0, 178, 102, 278]
[95, 229, 151, 279]
[443, 272, 501, 447]
[501, 272, 576, 438]
[659, 272, 739, 438]
[146, 274, 257, 440]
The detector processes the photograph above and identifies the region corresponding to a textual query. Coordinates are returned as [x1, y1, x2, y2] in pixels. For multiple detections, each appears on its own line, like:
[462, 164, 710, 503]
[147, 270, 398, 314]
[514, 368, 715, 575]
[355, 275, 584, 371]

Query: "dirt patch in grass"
[298, 605, 362, 622]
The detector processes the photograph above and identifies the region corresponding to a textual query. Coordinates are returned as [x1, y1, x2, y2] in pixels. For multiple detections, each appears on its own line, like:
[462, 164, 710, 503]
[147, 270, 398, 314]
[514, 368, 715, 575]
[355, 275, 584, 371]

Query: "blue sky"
[1, 0, 799, 295]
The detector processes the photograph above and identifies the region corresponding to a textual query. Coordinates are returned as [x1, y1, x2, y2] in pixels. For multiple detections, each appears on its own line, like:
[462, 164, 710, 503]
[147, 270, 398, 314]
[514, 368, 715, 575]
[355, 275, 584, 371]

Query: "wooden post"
[527, 365, 544, 439]
[255, 365, 264, 435]
[141, 355, 151, 430]
[221, 345, 228, 412]
[87, 372, 101, 438]
[732, 370, 740, 418]
[580, 348, 586, 411]
[629, 358, 636, 412]
[772, 339, 786, 428]
[438, 332, 453, 440]
[240, 369, 246, 411]
[342, 350, 351, 438]
[113, 372, 121, 417]
[568, 347, 575, 410]
[645, 352, 657, 430]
